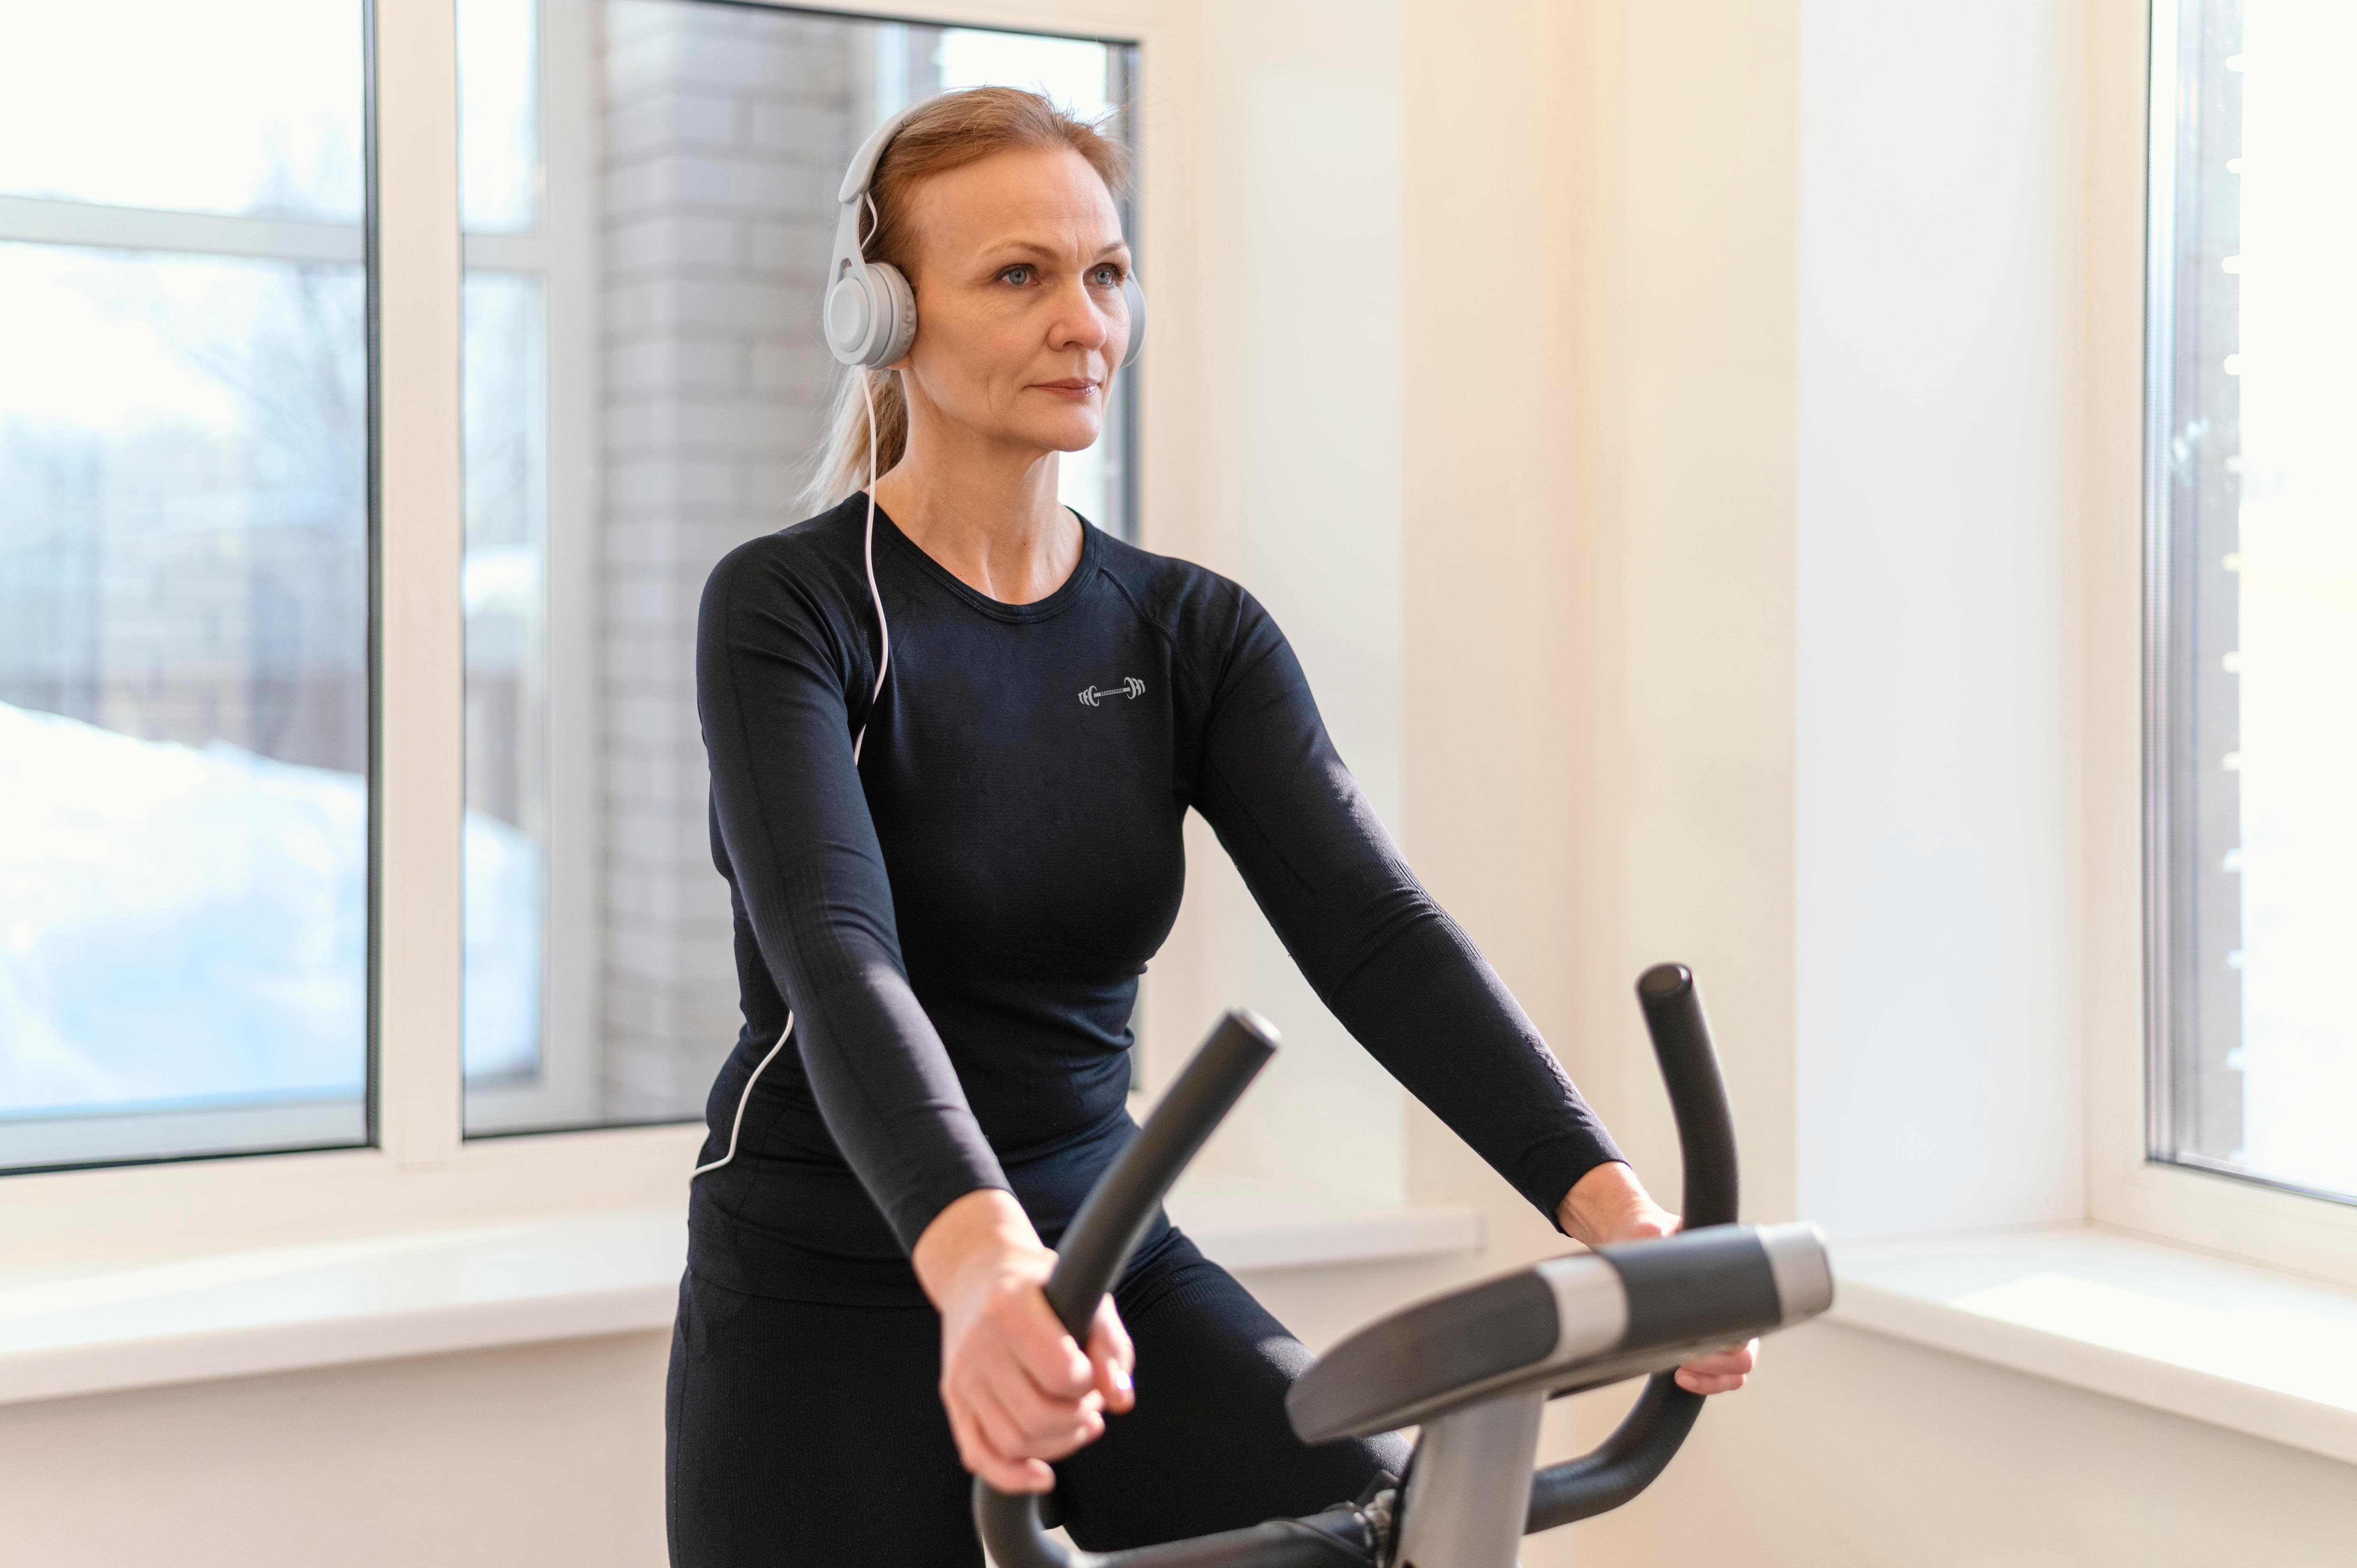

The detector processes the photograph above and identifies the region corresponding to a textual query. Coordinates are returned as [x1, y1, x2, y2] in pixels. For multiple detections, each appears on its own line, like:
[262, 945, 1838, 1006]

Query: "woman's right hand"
[912, 1188, 1136, 1494]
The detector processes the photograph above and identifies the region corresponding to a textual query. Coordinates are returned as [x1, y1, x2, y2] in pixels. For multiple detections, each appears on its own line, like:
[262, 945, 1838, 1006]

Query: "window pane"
[459, 0, 1138, 1135]
[460, 0, 544, 233]
[462, 271, 549, 1085]
[2152, 0, 2357, 1201]
[0, 244, 369, 1161]
[0, 0, 364, 224]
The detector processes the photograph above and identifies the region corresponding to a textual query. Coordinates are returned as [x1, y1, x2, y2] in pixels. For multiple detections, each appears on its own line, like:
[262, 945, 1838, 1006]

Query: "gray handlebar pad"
[974, 1012, 1290, 1568]
[1286, 1224, 1822, 1442]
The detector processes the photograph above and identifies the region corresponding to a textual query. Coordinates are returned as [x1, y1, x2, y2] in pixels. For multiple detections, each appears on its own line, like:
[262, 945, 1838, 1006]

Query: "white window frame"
[2084, 0, 2357, 1291]
[0, 0, 1170, 1277]
[459, 0, 605, 1134]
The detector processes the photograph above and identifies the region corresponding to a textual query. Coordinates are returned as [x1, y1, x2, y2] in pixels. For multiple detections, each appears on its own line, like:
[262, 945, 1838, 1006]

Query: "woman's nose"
[1046, 279, 1112, 354]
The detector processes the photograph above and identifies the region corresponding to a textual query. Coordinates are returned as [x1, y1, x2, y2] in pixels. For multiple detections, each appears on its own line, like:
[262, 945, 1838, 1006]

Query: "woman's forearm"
[1555, 1159, 1671, 1248]
[912, 1187, 1043, 1308]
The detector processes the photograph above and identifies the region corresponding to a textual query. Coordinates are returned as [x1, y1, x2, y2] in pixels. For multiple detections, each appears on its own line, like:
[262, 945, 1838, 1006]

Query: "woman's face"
[895, 145, 1132, 459]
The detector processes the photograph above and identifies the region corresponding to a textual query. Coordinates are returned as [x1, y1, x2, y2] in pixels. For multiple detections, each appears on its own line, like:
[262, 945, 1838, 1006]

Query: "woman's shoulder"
[1091, 530, 1302, 719]
[1089, 528, 1269, 650]
[702, 496, 871, 618]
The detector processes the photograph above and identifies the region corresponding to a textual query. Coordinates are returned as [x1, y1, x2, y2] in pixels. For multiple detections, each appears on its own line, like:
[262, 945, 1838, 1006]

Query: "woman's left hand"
[1555, 1161, 1759, 1397]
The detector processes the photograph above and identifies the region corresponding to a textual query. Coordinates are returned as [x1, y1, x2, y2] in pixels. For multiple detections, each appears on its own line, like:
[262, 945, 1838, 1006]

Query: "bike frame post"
[1390, 1390, 1546, 1568]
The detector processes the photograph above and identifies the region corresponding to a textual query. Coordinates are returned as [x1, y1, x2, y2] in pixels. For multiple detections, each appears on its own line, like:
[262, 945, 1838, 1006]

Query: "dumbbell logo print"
[1078, 677, 1147, 708]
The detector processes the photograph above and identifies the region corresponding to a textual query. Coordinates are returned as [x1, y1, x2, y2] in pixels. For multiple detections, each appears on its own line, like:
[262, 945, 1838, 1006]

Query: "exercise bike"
[976, 963, 1833, 1568]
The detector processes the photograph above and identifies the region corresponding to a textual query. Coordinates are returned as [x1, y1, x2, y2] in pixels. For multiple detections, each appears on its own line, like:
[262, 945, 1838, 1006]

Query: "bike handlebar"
[975, 966, 1743, 1566]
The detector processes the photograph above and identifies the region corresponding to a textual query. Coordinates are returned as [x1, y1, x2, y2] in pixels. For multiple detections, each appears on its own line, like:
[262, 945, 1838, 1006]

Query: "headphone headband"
[827, 101, 925, 300]
[838, 101, 928, 205]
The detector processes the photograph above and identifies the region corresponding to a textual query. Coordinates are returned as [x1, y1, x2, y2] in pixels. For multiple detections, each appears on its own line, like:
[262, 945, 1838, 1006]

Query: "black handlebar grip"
[1525, 962, 1739, 1534]
[977, 1012, 1281, 1568]
[1634, 962, 1740, 1228]
[1040, 1010, 1278, 1337]
[1523, 1376, 1703, 1529]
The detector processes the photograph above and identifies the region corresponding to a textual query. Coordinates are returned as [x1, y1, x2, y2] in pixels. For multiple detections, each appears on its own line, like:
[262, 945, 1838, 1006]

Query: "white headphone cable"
[696, 373, 894, 1181]
[691, 1019, 790, 1178]
[853, 367, 892, 762]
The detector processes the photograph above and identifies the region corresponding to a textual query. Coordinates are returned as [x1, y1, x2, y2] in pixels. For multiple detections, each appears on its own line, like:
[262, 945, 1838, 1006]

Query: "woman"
[668, 87, 1752, 1567]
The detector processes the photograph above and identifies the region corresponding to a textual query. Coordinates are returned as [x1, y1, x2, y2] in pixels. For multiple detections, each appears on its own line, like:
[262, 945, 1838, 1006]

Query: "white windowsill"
[0, 1179, 1481, 1409]
[1830, 1225, 2357, 1467]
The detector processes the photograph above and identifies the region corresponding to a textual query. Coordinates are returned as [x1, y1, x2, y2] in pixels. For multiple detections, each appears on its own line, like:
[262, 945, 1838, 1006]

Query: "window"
[2147, 0, 2357, 1204]
[0, 0, 372, 1171]
[0, 0, 1143, 1176]
[451, 1, 1142, 1135]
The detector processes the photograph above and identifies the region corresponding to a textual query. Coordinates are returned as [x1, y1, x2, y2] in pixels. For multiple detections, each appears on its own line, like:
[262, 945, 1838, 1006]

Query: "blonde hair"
[799, 87, 1133, 516]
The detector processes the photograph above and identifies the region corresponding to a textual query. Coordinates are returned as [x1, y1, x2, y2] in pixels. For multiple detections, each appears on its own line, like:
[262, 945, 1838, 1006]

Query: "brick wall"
[595, 1, 915, 1116]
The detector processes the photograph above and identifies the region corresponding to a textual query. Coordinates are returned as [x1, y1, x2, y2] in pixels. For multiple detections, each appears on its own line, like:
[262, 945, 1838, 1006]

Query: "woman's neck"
[869, 393, 1081, 607]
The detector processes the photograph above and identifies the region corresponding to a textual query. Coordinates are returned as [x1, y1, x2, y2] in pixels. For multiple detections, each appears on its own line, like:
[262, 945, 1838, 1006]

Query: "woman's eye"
[1000, 265, 1033, 286]
[1089, 265, 1122, 287]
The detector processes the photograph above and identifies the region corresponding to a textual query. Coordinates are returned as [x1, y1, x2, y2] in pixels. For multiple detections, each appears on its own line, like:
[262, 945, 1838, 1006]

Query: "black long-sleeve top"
[686, 495, 1624, 1307]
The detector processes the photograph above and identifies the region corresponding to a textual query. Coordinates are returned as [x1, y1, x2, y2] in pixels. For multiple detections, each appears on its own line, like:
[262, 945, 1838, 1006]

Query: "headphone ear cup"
[1119, 273, 1146, 369]
[867, 261, 917, 367]
[823, 262, 917, 368]
[823, 267, 875, 366]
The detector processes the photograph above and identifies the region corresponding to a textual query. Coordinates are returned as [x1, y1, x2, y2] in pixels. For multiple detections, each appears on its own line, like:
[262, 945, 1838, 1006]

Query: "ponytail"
[801, 367, 910, 514]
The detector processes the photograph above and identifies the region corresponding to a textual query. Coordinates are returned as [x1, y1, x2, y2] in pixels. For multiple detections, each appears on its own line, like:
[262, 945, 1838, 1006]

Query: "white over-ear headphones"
[821, 98, 1147, 370]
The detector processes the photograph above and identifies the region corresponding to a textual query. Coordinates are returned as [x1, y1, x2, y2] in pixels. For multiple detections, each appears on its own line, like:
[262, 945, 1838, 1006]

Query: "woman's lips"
[1032, 379, 1099, 399]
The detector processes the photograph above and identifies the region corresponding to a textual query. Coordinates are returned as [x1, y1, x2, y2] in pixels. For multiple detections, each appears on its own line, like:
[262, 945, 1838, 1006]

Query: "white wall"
[1138, 0, 1413, 1208]
[1572, 1318, 2357, 1568]
[0, 1331, 674, 1568]
[1793, 0, 2086, 1241]
[1395, 0, 1804, 1230]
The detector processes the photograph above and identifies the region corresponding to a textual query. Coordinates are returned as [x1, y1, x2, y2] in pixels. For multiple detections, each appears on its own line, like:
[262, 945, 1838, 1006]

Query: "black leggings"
[666, 1229, 1408, 1566]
